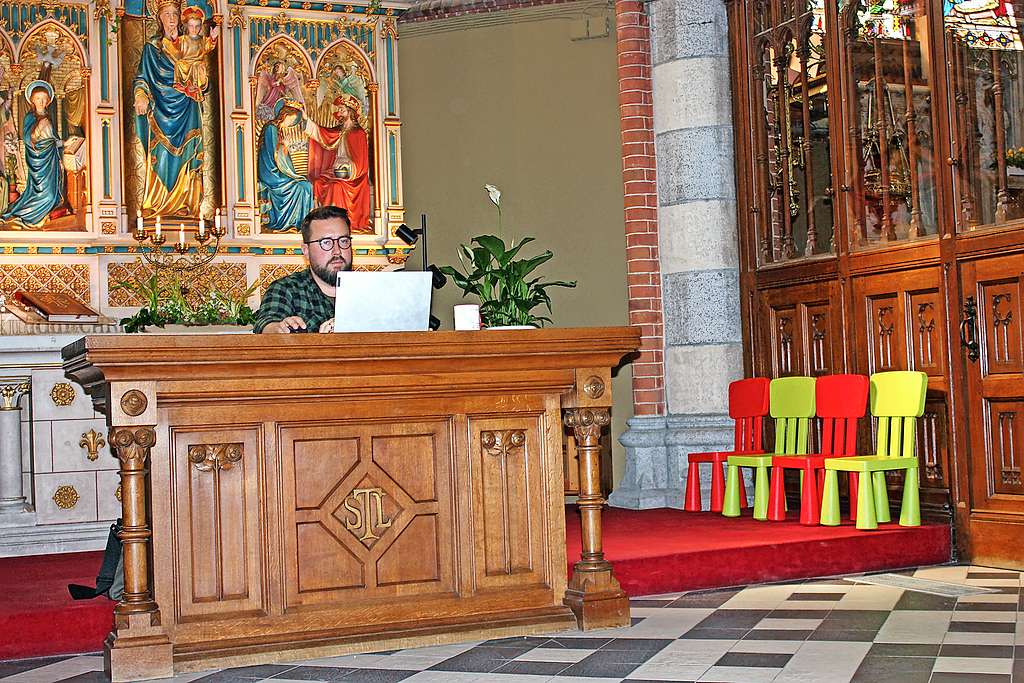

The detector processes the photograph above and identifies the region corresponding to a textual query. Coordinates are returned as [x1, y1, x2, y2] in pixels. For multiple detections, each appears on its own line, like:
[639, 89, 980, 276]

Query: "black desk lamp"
[396, 214, 446, 330]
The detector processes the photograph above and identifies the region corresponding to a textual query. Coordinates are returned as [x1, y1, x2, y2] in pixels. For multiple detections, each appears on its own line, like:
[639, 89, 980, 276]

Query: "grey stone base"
[0, 519, 110, 558]
[609, 413, 752, 510]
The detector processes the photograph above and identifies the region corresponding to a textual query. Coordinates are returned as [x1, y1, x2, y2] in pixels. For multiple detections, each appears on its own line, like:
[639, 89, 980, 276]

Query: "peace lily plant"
[438, 185, 576, 328]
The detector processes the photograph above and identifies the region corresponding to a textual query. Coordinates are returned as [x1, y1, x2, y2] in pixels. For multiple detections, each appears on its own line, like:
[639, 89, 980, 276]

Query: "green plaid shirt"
[253, 268, 335, 333]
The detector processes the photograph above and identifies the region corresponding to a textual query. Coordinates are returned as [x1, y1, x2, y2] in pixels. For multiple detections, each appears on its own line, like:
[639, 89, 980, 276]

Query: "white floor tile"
[774, 641, 872, 683]
[874, 610, 952, 644]
[727, 640, 803, 654]
[932, 656, 1014, 674]
[720, 585, 796, 609]
[626, 662, 715, 681]
[950, 610, 1017, 623]
[914, 566, 970, 582]
[942, 631, 1015, 646]
[753, 618, 823, 630]
[0, 656, 104, 683]
[834, 585, 904, 610]
[513, 648, 591, 663]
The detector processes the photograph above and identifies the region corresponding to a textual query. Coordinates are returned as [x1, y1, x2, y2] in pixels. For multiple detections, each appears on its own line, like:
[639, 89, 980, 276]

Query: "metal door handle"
[960, 295, 980, 362]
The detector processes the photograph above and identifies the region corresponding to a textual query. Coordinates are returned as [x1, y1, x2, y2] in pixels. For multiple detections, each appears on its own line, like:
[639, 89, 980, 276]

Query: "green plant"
[438, 186, 576, 327]
[113, 268, 258, 332]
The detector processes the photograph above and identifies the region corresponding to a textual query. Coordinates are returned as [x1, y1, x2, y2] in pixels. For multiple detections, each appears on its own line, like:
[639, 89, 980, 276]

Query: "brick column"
[616, 0, 665, 417]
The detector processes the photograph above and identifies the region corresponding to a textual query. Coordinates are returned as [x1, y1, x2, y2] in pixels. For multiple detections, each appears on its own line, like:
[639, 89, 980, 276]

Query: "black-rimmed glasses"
[306, 236, 352, 251]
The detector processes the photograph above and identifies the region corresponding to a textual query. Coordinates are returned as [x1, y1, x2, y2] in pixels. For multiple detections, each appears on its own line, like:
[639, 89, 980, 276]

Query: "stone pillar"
[0, 380, 31, 516]
[611, 0, 744, 509]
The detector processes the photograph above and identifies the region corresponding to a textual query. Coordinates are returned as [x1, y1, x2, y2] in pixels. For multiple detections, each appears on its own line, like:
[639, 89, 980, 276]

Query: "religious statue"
[133, 0, 218, 218]
[255, 59, 305, 122]
[257, 99, 315, 233]
[0, 81, 67, 228]
[307, 94, 372, 233]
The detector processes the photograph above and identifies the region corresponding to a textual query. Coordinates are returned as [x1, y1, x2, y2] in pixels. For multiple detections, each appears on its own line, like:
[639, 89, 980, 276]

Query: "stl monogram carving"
[342, 487, 392, 543]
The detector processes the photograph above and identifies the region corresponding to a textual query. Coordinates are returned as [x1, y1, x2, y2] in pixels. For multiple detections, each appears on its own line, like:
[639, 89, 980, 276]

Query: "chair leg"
[710, 461, 726, 513]
[899, 466, 921, 527]
[800, 465, 820, 526]
[856, 472, 878, 530]
[684, 461, 702, 512]
[737, 468, 748, 509]
[820, 470, 841, 526]
[722, 464, 742, 518]
[753, 465, 770, 521]
[872, 471, 891, 524]
[816, 470, 825, 504]
[767, 464, 787, 521]
[848, 473, 858, 522]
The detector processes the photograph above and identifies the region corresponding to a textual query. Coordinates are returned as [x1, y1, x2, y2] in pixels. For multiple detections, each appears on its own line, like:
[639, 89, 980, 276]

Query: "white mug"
[453, 304, 481, 330]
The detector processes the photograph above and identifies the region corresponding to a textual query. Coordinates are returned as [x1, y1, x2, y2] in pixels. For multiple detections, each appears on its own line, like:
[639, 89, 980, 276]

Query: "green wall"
[397, 9, 632, 485]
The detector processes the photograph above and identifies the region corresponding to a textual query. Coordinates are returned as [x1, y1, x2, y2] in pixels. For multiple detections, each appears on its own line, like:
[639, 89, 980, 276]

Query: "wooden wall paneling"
[756, 280, 840, 378]
[170, 427, 266, 621]
[469, 415, 548, 590]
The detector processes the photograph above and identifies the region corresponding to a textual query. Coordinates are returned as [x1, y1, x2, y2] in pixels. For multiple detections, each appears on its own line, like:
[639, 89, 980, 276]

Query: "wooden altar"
[62, 327, 639, 681]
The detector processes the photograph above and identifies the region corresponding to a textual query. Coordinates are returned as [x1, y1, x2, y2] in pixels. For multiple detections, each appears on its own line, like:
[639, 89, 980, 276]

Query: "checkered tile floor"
[3, 565, 1023, 682]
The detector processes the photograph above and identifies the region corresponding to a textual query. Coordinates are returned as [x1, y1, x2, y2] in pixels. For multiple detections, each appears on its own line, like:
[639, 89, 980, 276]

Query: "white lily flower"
[484, 184, 502, 207]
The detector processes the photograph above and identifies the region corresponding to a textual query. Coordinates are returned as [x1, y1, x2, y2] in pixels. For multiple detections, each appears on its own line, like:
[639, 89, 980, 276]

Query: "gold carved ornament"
[582, 375, 605, 399]
[342, 487, 392, 542]
[481, 430, 526, 458]
[0, 381, 31, 410]
[119, 389, 147, 417]
[53, 485, 80, 509]
[79, 429, 106, 462]
[188, 443, 243, 472]
[115, 483, 122, 502]
[50, 382, 76, 407]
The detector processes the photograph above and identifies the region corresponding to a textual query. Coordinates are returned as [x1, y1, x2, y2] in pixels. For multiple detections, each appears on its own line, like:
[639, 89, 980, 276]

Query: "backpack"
[68, 519, 124, 601]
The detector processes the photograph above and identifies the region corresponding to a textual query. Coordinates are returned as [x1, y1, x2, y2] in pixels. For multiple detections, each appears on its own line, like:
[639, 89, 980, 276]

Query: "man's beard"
[311, 255, 352, 285]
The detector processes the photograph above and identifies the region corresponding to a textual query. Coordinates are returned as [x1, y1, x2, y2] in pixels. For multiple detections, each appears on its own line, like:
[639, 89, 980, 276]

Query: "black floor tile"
[808, 629, 877, 642]
[893, 592, 957, 611]
[956, 601, 1018, 611]
[819, 609, 891, 630]
[426, 649, 516, 673]
[930, 674, 1010, 683]
[218, 664, 296, 679]
[714, 651, 792, 667]
[193, 673, 277, 683]
[600, 638, 673, 652]
[939, 644, 1015, 658]
[867, 643, 940, 657]
[741, 629, 814, 641]
[492, 660, 572, 676]
[668, 590, 741, 609]
[693, 609, 770, 629]
[788, 592, 846, 601]
[966, 572, 1020, 580]
[850, 654, 934, 683]
[629, 599, 673, 608]
[482, 636, 549, 647]
[270, 665, 355, 681]
[948, 621, 1016, 633]
[49, 673, 110, 683]
[0, 655, 72, 678]
[558, 652, 642, 678]
[678, 627, 750, 640]
[770, 609, 832, 619]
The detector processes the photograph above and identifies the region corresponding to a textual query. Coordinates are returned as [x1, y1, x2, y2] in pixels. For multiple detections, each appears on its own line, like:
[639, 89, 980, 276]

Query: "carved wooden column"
[563, 369, 628, 629]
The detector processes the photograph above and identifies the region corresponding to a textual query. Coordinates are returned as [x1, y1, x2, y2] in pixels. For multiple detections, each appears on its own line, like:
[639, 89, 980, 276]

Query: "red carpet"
[0, 508, 949, 661]
[566, 507, 951, 596]
[0, 551, 112, 660]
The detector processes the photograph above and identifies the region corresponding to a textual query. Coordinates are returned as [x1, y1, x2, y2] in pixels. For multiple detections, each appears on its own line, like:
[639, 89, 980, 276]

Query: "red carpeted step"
[566, 507, 951, 596]
[0, 508, 951, 660]
[0, 551, 112, 660]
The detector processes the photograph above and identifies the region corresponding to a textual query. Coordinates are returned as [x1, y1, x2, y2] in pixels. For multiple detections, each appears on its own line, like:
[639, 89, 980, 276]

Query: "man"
[254, 205, 352, 333]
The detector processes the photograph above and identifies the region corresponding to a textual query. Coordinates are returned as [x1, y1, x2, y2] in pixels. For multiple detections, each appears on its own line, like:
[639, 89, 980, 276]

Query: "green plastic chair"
[820, 371, 927, 530]
[723, 376, 815, 520]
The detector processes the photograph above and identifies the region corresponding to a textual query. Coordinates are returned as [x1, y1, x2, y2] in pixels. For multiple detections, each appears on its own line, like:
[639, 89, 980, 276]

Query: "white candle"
[136, 213, 144, 235]
[179, 223, 185, 246]
[215, 209, 222, 232]
[198, 217, 205, 237]
[155, 216, 162, 239]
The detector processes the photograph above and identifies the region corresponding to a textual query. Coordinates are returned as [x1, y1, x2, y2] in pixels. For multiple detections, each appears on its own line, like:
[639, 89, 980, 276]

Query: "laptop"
[333, 271, 432, 332]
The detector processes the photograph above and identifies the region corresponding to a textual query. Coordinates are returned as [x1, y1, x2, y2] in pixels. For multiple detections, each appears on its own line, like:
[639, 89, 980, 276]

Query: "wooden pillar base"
[564, 563, 629, 630]
[104, 602, 173, 681]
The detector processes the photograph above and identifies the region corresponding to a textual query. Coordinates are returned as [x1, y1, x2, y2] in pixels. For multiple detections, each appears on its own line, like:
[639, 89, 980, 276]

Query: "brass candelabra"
[130, 211, 226, 273]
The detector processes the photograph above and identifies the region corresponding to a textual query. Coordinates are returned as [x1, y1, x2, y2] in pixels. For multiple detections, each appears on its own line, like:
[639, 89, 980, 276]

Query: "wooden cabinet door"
[959, 255, 1024, 567]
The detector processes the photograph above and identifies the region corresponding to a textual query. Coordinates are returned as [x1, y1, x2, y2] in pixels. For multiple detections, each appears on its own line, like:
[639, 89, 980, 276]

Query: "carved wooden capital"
[564, 408, 610, 442]
[110, 427, 156, 468]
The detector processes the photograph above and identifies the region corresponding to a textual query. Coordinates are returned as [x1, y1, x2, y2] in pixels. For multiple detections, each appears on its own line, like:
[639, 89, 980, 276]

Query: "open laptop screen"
[333, 271, 432, 332]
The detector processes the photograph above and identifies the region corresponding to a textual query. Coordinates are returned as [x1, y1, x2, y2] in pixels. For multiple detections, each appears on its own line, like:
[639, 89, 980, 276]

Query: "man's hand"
[262, 316, 307, 333]
[319, 318, 335, 333]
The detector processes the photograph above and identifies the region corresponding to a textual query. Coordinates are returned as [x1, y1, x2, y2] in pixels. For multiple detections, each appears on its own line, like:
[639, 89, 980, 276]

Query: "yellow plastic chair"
[820, 371, 927, 530]
[723, 376, 815, 520]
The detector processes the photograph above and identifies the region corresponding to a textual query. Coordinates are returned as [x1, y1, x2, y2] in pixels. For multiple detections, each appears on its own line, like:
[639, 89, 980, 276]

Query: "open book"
[13, 291, 100, 323]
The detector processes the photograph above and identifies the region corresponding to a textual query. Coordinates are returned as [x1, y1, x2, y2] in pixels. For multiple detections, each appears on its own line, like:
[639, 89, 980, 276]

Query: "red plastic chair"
[767, 374, 869, 525]
[684, 377, 770, 512]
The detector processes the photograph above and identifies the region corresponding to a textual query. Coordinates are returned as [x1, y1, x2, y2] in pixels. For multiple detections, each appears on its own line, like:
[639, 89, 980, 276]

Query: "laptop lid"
[333, 271, 432, 332]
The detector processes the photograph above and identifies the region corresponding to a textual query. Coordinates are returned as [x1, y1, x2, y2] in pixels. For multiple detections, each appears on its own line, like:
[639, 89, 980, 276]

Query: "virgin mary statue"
[0, 81, 66, 228]
[133, 0, 210, 217]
